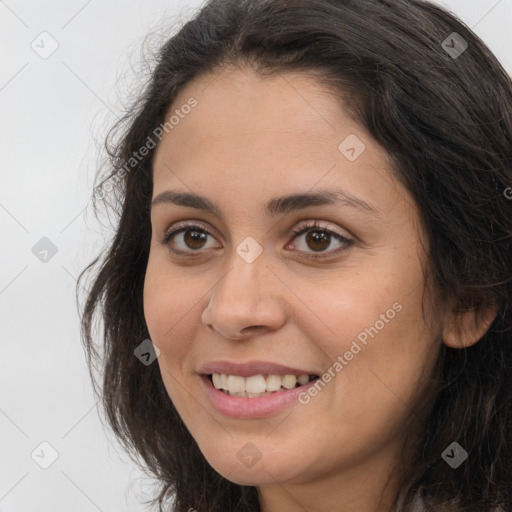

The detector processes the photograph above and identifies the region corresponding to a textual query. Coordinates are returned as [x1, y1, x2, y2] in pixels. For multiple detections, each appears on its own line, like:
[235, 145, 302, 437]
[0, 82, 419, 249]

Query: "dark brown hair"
[78, 0, 512, 510]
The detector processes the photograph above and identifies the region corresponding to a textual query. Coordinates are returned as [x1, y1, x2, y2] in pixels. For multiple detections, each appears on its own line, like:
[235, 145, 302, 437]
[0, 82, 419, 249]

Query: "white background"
[1, 1, 511, 511]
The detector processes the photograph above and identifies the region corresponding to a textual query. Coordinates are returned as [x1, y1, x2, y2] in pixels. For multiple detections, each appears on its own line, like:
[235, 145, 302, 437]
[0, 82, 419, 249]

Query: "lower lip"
[200, 375, 319, 419]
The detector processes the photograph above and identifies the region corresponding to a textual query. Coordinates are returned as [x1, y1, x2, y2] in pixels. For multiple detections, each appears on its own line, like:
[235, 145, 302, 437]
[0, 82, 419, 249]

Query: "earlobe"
[442, 305, 498, 349]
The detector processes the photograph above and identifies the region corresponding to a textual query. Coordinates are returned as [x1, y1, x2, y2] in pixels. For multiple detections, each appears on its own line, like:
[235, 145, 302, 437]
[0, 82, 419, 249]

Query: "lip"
[200, 374, 320, 419]
[198, 360, 318, 378]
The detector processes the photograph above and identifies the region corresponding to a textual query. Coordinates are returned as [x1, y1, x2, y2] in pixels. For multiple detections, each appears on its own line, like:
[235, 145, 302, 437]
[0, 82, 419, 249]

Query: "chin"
[202, 445, 300, 486]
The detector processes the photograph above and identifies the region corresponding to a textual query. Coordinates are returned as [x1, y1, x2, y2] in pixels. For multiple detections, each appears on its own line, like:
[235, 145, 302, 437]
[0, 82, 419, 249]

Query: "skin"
[143, 65, 495, 512]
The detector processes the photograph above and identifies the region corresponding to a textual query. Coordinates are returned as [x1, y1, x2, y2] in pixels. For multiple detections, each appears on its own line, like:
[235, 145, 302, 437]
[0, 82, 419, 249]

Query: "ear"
[442, 304, 498, 349]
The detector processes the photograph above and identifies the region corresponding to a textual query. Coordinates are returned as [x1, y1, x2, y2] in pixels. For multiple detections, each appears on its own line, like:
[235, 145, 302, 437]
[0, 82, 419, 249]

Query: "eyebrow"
[150, 189, 380, 217]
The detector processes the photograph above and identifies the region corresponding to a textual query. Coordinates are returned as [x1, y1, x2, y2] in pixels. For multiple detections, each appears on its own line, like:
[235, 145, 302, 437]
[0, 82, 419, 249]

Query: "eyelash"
[161, 220, 354, 260]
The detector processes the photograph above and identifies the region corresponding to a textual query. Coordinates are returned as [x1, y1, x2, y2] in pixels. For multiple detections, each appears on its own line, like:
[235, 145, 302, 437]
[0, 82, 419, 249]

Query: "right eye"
[161, 222, 221, 254]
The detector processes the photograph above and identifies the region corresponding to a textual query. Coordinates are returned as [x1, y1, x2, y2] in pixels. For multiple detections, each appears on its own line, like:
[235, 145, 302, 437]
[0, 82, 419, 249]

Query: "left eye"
[288, 223, 354, 258]
[161, 221, 354, 259]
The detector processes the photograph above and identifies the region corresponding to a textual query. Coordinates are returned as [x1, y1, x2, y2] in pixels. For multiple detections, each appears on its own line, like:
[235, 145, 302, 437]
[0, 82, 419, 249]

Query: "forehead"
[163, 67, 359, 148]
[152, 67, 411, 218]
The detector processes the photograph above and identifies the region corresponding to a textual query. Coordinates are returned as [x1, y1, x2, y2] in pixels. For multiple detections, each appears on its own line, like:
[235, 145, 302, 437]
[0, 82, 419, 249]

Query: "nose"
[200, 247, 287, 340]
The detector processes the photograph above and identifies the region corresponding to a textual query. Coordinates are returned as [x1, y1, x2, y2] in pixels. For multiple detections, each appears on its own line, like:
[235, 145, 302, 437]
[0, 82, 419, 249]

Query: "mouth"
[206, 373, 320, 398]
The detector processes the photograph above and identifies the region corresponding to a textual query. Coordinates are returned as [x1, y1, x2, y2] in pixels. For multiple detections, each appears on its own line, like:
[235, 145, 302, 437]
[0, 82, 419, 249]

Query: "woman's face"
[144, 67, 443, 501]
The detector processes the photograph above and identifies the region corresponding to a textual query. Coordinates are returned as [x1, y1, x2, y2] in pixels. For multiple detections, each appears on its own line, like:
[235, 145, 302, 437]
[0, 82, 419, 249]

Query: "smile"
[200, 372, 322, 418]
[209, 373, 318, 397]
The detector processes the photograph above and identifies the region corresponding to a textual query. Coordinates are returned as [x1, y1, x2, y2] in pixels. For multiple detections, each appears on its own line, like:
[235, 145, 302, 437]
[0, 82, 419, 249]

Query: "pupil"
[306, 231, 330, 251]
[185, 230, 207, 249]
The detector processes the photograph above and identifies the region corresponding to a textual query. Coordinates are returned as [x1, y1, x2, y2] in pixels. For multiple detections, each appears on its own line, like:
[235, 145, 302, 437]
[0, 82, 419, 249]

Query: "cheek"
[142, 262, 168, 341]
[290, 262, 437, 406]
[142, 253, 209, 381]
[287, 269, 406, 356]
[142, 261, 191, 402]
[334, 291, 437, 421]
[143, 251, 193, 341]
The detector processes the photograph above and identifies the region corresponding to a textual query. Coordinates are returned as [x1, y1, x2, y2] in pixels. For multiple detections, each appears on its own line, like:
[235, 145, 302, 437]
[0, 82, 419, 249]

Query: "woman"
[78, 0, 512, 510]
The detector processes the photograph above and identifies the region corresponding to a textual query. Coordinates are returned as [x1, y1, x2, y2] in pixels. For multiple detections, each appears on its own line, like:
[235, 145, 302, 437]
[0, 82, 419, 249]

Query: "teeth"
[247, 391, 271, 397]
[297, 374, 309, 386]
[266, 374, 282, 391]
[212, 373, 222, 389]
[227, 375, 245, 393]
[246, 375, 267, 393]
[211, 373, 312, 396]
[282, 375, 297, 389]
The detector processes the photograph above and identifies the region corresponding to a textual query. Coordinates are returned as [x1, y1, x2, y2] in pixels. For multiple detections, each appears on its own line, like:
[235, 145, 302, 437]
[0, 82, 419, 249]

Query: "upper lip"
[198, 360, 318, 377]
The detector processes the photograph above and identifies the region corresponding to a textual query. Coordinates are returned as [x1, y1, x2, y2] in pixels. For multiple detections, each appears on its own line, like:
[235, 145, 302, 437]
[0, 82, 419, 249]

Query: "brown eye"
[162, 223, 220, 254]
[182, 230, 208, 250]
[289, 221, 354, 259]
[161, 220, 354, 260]
[304, 230, 332, 252]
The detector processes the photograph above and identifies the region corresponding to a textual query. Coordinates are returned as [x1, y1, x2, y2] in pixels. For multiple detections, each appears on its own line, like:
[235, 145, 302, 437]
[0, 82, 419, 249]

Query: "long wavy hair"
[78, 0, 512, 510]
